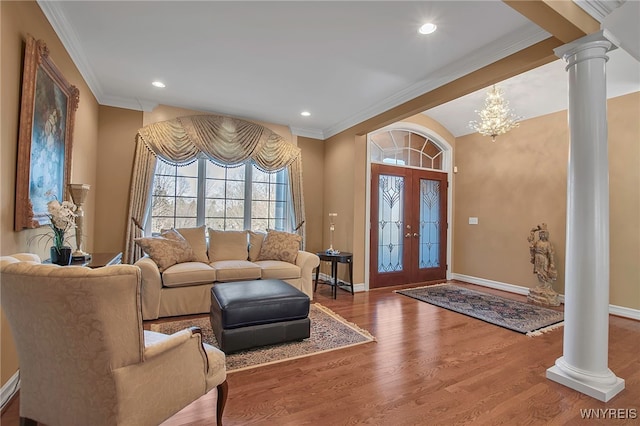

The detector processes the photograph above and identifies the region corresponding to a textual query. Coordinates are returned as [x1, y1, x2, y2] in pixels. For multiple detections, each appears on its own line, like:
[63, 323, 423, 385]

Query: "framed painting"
[15, 35, 79, 231]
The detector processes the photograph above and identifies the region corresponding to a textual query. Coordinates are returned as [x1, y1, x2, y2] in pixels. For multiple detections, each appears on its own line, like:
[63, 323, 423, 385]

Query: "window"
[370, 129, 443, 170]
[148, 158, 291, 234]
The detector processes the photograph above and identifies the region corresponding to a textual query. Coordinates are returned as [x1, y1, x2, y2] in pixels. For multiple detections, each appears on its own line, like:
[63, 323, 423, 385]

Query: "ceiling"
[39, 1, 639, 140]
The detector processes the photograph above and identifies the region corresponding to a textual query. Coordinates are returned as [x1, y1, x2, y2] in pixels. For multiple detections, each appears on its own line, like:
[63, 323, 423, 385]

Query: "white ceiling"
[39, 1, 639, 140]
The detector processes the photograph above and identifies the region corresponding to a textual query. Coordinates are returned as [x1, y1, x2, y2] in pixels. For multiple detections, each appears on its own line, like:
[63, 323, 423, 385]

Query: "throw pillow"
[135, 229, 195, 272]
[257, 230, 301, 264]
[248, 230, 266, 261]
[175, 226, 209, 263]
[208, 229, 249, 262]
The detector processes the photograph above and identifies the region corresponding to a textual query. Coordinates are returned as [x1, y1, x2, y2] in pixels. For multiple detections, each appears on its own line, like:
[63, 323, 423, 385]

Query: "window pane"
[206, 162, 225, 179]
[225, 200, 244, 218]
[151, 217, 174, 234]
[252, 168, 270, 183]
[155, 160, 175, 175]
[205, 199, 226, 218]
[177, 162, 198, 177]
[226, 219, 243, 230]
[176, 176, 197, 197]
[152, 196, 175, 217]
[226, 165, 245, 181]
[175, 217, 197, 229]
[175, 197, 197, 216]
[252, 183, 269, 200]
[252, 200, 269, 218]
[152, 176, 176, 196]
[226, 180, 244, 199]
[252, 219, 268, 232]
[206, 179, 225, 198]
[207, 219, 225, 230]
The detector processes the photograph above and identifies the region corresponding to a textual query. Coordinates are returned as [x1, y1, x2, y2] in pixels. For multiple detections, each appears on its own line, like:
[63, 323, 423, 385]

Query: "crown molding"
[289, 126, 326, 140]
[322, 25, 549, 139]
[100, 95, 157, 112]
[37, 0, 105, 102]
[573, 0, 626, 22]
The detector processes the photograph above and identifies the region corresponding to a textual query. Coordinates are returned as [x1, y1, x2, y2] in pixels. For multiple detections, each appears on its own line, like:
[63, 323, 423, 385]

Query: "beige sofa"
[134, 227, 320, 320]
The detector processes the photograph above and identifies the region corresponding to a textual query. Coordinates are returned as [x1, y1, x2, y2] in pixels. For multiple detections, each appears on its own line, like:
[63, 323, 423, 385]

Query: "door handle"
[413, 233, 420, 238]
[405, 233, 411, 238]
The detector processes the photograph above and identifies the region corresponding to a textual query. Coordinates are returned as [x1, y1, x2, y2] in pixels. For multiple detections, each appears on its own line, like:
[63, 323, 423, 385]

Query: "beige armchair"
[0, 254, 228, 426]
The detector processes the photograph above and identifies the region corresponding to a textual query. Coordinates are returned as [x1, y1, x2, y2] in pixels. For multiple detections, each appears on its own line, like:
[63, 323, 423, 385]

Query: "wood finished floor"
[2, 281, 638, 425]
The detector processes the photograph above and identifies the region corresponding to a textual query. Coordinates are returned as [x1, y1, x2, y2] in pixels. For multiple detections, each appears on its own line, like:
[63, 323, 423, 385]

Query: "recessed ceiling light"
[300, 111, 311, 117]
[152, 81, 166, 88]
[418, 23, 437, 35]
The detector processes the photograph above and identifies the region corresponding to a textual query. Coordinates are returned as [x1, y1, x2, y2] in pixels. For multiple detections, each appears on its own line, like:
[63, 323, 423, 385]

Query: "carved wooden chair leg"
[216, 380, 229, 426]
[20, 417, 38, 426]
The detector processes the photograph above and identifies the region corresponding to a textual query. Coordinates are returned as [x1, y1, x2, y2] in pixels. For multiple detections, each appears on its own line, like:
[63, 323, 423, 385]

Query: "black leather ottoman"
[210, 279, 310, 353]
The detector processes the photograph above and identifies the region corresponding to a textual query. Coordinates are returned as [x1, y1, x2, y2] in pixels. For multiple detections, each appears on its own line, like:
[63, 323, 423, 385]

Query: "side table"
[314, 251, 354, 299]
[45, 252, 123, 268]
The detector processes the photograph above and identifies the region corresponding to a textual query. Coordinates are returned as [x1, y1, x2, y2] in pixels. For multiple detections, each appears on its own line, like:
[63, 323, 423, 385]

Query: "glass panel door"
[378, 174, 404, 273]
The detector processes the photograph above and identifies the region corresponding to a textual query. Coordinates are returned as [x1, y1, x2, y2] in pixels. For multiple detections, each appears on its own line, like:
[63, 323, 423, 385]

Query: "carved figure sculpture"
[527, 223, 560, 306]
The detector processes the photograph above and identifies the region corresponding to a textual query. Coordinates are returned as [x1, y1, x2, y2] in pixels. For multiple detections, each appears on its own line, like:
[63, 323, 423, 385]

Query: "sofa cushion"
[161, 262, 217, 288]
[176, 226, 209, 263]
[254, 260, 301, 280]
[248, 230, 266, 261]
[210, 260, 261, 282]
[208, 230, 248, 262]
[135, 229, 195, 272]
[257, 230, 301, 264]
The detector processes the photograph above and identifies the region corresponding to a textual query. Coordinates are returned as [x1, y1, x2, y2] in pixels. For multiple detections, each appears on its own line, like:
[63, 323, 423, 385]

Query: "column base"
[547, 357, 625, 402]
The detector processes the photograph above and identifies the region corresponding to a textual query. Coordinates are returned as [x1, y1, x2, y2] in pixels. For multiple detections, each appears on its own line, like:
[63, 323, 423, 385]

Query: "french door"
[369, 163, 447, 288]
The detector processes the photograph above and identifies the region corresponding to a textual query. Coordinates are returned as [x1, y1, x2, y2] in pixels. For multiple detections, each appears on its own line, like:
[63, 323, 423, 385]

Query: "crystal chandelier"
[469, 85, 521, 141]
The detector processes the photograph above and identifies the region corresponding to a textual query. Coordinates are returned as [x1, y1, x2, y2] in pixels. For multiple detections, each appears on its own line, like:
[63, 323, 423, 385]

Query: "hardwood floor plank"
[2, 281, 638, 425]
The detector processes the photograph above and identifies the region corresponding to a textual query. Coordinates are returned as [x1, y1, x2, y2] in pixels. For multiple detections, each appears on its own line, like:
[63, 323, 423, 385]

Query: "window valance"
[124, 114, 306, 264]
[138, 115, 301, 170]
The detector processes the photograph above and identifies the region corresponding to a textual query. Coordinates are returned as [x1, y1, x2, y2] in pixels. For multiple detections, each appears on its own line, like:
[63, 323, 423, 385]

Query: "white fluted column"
[546, 31, 624, 402]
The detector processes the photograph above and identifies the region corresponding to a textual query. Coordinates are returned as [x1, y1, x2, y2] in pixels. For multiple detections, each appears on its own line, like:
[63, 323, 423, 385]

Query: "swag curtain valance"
[124, 115, 306, 264]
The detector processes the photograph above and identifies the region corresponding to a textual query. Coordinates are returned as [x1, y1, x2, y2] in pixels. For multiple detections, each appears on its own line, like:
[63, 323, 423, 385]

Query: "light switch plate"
[469, 217, 479, 225]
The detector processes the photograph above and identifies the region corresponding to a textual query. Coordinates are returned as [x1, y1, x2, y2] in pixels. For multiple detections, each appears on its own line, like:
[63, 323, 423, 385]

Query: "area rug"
[395, 284, 564, 336]
[150, 303, 375, 372]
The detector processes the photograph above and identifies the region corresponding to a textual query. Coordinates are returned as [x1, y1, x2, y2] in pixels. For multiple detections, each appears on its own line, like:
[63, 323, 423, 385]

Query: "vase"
[50, 246, 72, 266]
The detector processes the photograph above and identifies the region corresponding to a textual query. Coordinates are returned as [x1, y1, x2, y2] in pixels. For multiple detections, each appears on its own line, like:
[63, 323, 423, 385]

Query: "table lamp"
[327, 213, 338, 254]
[69, 183, 91, 260]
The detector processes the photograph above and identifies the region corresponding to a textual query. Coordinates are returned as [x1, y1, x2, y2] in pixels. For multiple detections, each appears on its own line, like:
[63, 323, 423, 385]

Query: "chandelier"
[469, 85, 521, 141]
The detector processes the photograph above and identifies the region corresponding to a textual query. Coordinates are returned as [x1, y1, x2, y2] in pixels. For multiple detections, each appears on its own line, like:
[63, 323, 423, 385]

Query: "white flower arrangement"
[47, 199, 77, 251]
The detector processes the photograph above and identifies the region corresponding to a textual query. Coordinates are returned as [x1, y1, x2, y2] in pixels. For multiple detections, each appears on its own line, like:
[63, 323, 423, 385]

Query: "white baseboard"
[451, 273, 639, 321]
[1, 370, 20, 410]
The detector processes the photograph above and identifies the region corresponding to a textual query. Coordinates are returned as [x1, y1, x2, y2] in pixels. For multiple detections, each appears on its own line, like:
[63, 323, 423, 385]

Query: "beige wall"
[453, 92, 639, 309]
[94, 106, 143, 252]
[1, 1, 100, 384]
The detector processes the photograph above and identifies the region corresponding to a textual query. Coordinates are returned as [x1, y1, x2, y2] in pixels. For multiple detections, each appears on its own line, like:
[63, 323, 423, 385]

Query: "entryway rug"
[395, 284, 564, 336]
[150, 303, 375, 372]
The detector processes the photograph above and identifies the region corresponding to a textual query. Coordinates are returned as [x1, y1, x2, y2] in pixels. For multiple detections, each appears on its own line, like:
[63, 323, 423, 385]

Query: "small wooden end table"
[314, 251, 354, 299]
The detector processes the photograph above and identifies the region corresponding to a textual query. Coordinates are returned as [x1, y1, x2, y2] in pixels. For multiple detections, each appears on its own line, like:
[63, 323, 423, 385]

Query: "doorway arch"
[365, 122, 453, 290]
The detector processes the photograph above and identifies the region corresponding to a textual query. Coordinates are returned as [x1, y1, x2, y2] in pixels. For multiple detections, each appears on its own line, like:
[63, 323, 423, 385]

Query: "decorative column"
[546, 31, 624, 402]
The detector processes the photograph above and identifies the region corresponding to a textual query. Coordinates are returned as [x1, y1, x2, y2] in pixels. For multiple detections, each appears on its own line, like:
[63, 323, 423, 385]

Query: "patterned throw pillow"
[257, 230, 301, 264]
[135, 229, 195, 272]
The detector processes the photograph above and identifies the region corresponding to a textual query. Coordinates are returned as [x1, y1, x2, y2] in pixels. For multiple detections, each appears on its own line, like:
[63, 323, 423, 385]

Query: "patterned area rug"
[395, 284, 564, 336]
[150, 303, 375, 372]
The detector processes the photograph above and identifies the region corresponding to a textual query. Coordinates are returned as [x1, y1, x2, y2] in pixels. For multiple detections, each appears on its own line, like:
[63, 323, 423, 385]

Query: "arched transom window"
[370, 129, 443, 170]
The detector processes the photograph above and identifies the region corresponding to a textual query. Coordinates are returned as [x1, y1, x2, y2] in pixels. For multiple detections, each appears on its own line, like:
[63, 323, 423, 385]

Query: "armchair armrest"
[113, 328, 226, 425]
[134, 256, 162, 320]
[295, 251, 320, 299]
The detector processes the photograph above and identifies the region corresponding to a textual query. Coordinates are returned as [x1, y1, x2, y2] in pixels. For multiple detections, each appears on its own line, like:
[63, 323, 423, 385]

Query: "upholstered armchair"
[0, 253, 228, 426]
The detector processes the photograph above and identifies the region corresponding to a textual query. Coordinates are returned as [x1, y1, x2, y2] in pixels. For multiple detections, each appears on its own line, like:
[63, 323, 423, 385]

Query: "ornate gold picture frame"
[15, 35, 79, 231]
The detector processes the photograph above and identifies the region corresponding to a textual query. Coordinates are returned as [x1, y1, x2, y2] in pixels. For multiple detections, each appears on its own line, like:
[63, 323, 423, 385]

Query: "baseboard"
[451, 273, 639, 321]
[1, 370, 20, 411]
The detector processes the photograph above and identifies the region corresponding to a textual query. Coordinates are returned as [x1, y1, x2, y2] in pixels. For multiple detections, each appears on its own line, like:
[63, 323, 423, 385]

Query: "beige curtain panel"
[124, 115, 305, 264]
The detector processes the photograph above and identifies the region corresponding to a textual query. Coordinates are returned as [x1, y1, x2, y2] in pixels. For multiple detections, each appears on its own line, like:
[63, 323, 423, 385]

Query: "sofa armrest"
[135, 256, 162, 320]
[296, 251, 320, 300]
